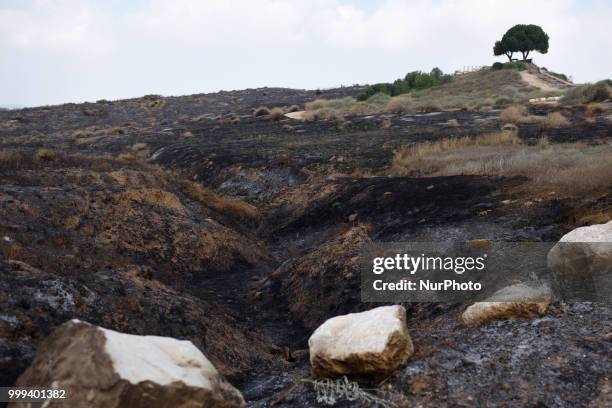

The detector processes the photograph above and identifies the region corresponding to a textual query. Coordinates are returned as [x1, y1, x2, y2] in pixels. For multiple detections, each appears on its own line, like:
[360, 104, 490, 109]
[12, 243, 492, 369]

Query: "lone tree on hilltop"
[494, 24, 549, 62]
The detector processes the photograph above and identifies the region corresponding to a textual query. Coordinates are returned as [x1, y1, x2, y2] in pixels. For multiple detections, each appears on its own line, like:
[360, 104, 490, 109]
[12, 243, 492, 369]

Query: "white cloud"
[1, 0, 610, 106]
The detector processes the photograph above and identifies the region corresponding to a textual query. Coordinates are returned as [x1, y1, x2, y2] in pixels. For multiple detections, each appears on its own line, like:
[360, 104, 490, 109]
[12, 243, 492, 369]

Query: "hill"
[0, 76, 611, 406]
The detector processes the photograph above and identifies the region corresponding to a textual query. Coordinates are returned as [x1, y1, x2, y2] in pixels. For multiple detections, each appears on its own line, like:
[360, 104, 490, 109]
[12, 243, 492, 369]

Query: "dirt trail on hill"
[520, 71, 559, 92]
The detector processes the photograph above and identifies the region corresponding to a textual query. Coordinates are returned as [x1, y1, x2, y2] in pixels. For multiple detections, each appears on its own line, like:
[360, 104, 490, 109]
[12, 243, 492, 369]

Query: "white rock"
[13, 320, 245, 408]
[462, 282, 552, 326]
[101, 327, 219, 389]
[308, 305, 413, 380]
[547, 221, 612, 302]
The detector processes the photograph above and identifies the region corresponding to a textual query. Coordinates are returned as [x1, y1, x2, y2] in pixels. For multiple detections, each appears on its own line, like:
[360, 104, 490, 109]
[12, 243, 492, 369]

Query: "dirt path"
[520, 71, 559, 92]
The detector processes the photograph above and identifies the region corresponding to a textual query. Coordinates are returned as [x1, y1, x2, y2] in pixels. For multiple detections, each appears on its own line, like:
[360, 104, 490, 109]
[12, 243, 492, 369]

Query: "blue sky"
[1, 0, 611, 106]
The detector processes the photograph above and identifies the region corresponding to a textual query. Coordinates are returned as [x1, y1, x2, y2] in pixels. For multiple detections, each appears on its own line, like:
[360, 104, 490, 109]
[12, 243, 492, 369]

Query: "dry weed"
[179, 180, 262, 224]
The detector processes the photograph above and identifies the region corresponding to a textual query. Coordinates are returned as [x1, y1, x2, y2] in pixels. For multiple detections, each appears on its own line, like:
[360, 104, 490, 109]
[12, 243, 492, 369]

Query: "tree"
[493, 40, 514, 62]
[494, 24, 549, 62]
[430, 67, 443, 80]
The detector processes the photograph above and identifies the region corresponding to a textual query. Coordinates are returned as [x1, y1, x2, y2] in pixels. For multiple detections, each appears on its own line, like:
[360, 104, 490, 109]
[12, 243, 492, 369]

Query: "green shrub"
[358, 68, 453, 101]
[597, 79, 612, 87]
[494, 96, 514, 106]
[491, 62, 527, 71]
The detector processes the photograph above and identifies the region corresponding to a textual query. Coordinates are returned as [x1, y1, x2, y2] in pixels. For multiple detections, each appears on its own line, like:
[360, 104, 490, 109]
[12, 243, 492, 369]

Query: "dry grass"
[0, 149, 24, 169]
[383, 97, 443, 113]
[500, 105, 528, 123]
[392, 131, 521, 176]
[0, 148, 154, 174]
[107, 127, 126, 136]
[179, 180, 262, 224]
[254, 106, 270, 117]
[304, 99, 327, 111]
[391, 134, 612, 197]
[34, 148, 56, 161]
[146, 99, 165, 108]
[447, 119, 460, 128]
[537, 136, 550, 148]
[269, 107, 284, 121]
[561, 82, 612, 105]
[385, 97, 412, 114]
[499, 106, 569, 128]
[303, 94, 391, 120]
[541, 112, 570, 129]
[118, 143, 150, 162]
[502, 123, 518, 132]
[585, 102, 607, 115]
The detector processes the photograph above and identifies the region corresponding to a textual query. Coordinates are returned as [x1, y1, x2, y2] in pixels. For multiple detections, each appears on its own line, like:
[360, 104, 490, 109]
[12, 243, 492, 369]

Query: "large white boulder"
[308, 306, 413, 380]
[11, 320, 245, 408]
[462, 282, 552, 326]
[547, 221, 612, 302]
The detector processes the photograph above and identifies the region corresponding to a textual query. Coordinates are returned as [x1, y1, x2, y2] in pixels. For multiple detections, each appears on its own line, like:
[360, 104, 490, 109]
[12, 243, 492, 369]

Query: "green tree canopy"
[493, 24, 549, 62]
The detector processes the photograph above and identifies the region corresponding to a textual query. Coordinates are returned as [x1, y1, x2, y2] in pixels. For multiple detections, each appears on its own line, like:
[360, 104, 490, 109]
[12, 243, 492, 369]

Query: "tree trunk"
[521, 51, 530, 61]
[505, 52, 513, 62]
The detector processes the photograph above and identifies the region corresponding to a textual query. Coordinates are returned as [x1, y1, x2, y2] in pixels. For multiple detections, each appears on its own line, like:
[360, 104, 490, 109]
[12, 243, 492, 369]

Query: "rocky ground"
[0, 84, 610, 407]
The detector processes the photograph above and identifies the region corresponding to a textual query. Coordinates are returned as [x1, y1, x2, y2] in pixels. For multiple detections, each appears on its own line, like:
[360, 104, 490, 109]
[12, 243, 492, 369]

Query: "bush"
[585, 102, 607, 115]
[34, 148, 56, 161]
[304, 99, 326, 110]
[269, 107, 284, 121]
[598, 79, 612, 87]
[500, 105, 528, 123]
[385, 97, 412, 113]
[358, 68, 453, 100]
[495, 97, 514, 107]
[357, 83, 394, 101]
[561, 82, 612, 105]
[415, 101, 442, 113]
[541, 112, 569, 128]
[492, 61, 527, 71]
[254, 106, 270, 116]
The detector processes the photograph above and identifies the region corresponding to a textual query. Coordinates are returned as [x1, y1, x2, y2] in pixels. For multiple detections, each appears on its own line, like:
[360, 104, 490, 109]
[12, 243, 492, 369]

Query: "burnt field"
[0, 85, 611, 407]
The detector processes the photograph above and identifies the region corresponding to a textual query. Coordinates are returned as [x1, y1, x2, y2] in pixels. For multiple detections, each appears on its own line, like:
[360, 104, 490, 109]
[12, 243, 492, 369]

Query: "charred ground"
[0, 81, 611, 407]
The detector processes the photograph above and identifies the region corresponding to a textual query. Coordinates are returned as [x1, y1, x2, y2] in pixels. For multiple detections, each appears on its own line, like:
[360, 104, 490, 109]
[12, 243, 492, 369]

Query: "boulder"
[10, 320, 245, 408]
[308, 305, 413, 381]
[547, 221, 612, 302]
[462, 282, 552, 326]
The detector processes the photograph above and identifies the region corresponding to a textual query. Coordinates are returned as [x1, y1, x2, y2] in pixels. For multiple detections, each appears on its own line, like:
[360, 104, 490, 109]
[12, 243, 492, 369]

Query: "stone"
[547, 221, 612, 302]
[11, 320, 245, 408]
[308, 306, 413, 380]
[462, 282, 552, 326]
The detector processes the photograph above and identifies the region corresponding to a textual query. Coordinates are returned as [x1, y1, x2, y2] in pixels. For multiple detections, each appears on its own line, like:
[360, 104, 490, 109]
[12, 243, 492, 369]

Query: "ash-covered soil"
[0, 87, 610, 407]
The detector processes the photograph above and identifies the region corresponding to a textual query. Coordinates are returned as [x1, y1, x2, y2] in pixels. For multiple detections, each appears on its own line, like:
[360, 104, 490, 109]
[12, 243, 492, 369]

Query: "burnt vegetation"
[0, 65, 611, 406]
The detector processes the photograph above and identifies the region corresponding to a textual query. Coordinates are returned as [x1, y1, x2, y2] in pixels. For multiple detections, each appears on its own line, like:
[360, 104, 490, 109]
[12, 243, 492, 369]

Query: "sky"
[1, 0, 611, 107]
